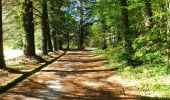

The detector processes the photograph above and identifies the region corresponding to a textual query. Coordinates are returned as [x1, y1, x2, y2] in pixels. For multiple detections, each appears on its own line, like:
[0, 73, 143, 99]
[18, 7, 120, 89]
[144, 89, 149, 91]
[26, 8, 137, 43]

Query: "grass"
[0, 70, 8, 76]
[94, 47, 170, 98]
[7, 65, 25, 70]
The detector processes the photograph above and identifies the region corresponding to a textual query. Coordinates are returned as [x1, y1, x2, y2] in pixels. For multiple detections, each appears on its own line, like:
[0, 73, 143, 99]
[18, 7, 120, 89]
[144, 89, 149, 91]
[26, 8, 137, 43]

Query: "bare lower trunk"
[52, 30, 58, 51]
[46, 13, 53, 52]
[41, 0, 48, 55]
[23, 0, 36, 57]
[0, 0, 5, 68]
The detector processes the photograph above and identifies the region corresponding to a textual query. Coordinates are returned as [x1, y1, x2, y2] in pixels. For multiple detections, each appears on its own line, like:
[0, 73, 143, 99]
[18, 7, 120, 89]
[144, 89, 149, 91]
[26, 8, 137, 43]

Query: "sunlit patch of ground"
[4, 50, 41, 60]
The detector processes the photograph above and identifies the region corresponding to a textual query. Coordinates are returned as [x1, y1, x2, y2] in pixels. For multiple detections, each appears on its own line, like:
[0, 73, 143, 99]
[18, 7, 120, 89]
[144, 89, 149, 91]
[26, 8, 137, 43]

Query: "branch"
[33, 7, 42, 15]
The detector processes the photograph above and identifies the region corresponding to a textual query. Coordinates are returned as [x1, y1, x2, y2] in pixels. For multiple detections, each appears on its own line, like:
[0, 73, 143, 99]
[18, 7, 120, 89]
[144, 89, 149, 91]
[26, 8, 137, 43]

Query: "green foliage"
[3, 1, 23, 49]
[95, 44, 126, 64]
[95, 47, 170, 97]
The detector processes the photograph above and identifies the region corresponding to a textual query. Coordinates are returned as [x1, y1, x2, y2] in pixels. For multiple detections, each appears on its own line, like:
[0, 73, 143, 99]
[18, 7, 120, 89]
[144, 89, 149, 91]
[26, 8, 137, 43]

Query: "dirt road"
[0, 51, 145, 100]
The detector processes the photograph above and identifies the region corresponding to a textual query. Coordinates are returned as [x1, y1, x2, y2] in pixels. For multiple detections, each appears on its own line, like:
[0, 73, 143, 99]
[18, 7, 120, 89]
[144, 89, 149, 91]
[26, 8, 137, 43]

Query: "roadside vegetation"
[95, 47, 170, 98]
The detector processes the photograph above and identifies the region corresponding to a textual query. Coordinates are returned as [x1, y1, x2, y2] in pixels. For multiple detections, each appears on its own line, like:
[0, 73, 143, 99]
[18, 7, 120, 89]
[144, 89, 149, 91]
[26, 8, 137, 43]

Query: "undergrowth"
[95, 46, 170, 98]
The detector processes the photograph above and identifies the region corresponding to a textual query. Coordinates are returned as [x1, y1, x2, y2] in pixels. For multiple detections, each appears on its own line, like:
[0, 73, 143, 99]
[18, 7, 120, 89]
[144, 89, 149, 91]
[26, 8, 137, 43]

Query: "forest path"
[0, 50, 141, 100]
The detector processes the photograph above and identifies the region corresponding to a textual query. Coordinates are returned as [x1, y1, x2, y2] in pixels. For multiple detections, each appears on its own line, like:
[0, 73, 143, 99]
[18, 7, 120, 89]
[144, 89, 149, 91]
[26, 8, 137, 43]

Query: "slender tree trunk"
[167, 0, 170, 68]
[46, 20, 53, 52]
[101, 17, 107, 49]
[159, 4, 165, 50]
[52, 30, 58, 51]
[144, 0, 153, 31]
[46, 5, 53, 52]
[49, 0, 58, 51]
[58, 32, 63, 50]
[120, 0, 134, 65]
[67, 33, 70, 49]
[23, 0, 36, 57]
[79, 0, 84, 49]
[41, 0, 48, 55]
[0, 0, 6, 68]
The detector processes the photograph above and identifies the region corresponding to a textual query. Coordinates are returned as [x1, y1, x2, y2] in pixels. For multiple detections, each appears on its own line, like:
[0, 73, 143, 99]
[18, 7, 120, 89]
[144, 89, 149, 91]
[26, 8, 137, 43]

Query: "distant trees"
[0, 0, 5, 68]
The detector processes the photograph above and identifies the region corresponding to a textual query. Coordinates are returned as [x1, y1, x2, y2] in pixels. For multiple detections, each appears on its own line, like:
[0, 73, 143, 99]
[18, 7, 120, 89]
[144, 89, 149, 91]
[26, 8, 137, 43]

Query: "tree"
[46, 16, 53, 52]
[120, 0, 134, 65]
[0, 0, 6, 68]
[22, 0, 36, 57]
[167, 0, 170, 68]
[144, 0, 153, 31]
[41, 0, 48, 55]
[49, 0, 59, 51]
[78, 0, 84, 49]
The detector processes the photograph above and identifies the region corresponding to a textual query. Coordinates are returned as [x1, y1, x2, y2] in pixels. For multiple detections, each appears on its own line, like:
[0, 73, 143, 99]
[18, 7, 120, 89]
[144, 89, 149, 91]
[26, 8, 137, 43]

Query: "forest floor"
[0, 50, 161, 100]
[0, 51, 63, 87]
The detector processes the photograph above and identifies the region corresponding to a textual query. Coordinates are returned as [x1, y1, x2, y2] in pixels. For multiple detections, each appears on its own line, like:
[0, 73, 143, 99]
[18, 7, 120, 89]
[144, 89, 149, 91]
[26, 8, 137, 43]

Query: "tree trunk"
[120, 0, 134, 65]
[167, 0, 170, 68]
[58, 33, 63, 50]
[67, 33, 70, 49]
[23, 0, 36, 57]
[46, 20, 53, 52]
[41, 0, 48, 55]
[144, 0, 153, 31]
[49, 0, 58, 51]
[46, 5, 53, 52]
[79, 0, 84, 50]
[0, 0, 6, 68]
[51, 30, 58, 51]
[101, 17, 108, 50]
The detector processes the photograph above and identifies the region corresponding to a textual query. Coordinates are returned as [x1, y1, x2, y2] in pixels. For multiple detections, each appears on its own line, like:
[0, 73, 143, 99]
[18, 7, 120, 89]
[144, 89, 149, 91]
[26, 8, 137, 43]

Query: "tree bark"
[120, 0, 134, 65]
[41, 0, 48, 55]
[78, 0, 84, 50]
[23, 0, 36, 57]
[46, 19, 53, 52]
[52, 30, 58, 51]
[58, 33, 63, 50]
[0, 0, 6, 68]
[167, 0, 170, 68]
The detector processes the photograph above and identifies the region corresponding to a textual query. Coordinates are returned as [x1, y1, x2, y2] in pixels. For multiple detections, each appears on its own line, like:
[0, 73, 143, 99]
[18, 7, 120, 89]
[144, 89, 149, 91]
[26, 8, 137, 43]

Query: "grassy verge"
[94, 47, 170, 98]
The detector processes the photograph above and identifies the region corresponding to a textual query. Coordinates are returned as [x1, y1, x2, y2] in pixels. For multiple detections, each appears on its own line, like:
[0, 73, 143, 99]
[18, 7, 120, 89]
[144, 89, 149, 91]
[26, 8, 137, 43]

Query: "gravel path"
[0, 51, 145, 100]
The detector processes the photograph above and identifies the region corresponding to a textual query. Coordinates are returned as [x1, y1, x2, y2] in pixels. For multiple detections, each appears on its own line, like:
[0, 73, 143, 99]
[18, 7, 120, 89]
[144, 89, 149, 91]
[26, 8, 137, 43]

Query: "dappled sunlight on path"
[0, 50, 157, 100]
